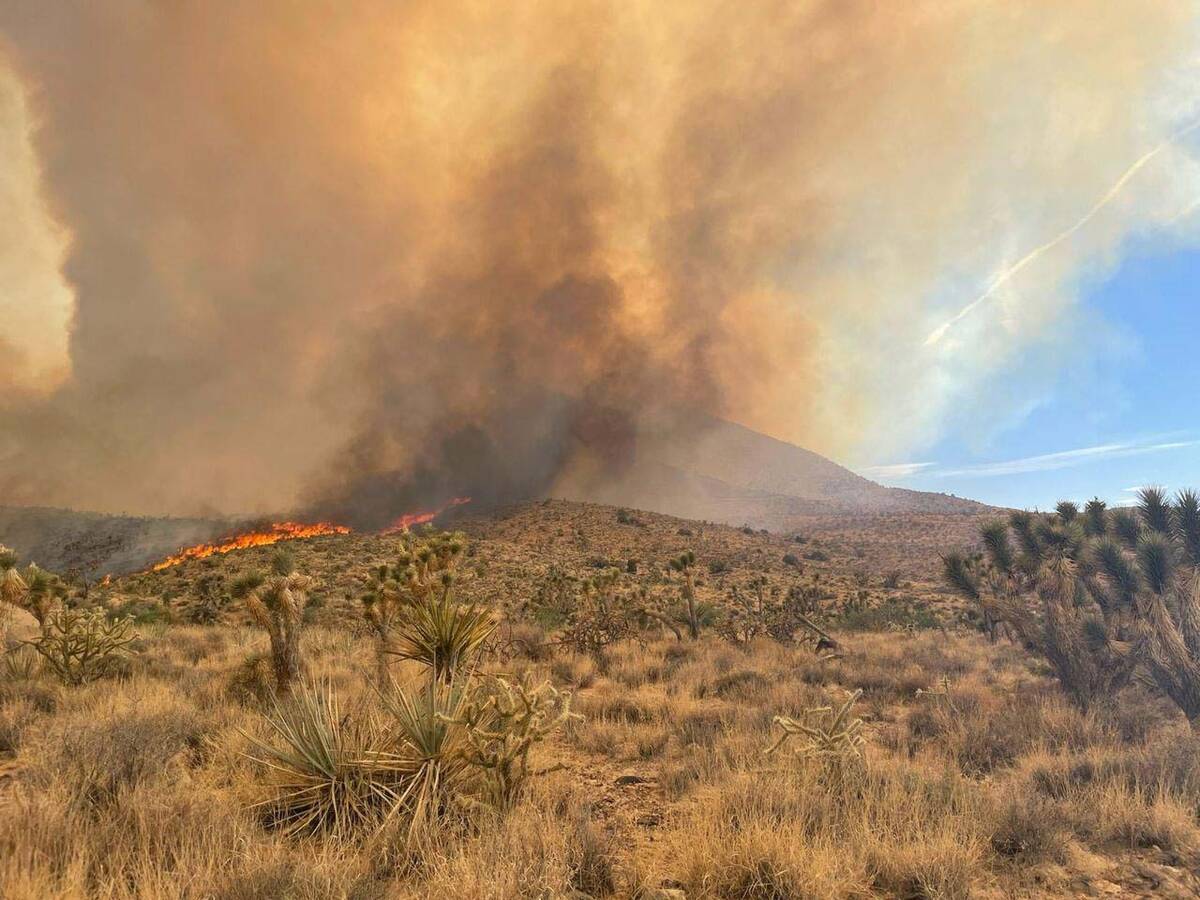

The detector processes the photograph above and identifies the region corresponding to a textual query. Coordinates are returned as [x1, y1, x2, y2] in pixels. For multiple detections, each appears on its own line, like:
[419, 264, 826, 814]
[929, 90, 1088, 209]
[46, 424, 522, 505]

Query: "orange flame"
[151, 521, 351, 571]
[382, 497, 472, 534]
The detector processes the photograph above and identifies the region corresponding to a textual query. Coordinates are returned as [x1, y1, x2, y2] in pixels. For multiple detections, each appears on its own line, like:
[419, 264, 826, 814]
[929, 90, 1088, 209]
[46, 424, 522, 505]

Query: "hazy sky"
[861, 233, 1200, 509]
[2, 2, 1199, 518]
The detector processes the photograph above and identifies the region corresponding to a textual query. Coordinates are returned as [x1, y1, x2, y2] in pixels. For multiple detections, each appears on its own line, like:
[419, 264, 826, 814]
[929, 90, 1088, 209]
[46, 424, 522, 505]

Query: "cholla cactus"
[29, 607, 136, 686]
[238, 552, 314, 696]
[768, 689, 865, 760]
[447, 673, 580, 807]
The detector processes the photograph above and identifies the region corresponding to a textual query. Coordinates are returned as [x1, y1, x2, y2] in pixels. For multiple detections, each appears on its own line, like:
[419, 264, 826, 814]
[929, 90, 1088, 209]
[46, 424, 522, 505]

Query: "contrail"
[925, 119, 1200, 347]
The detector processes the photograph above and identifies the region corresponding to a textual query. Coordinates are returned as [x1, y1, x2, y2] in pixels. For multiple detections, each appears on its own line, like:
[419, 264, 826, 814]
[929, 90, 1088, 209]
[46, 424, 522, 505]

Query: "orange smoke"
[382, 497, 472, 534]
[151, 521, 351, 570]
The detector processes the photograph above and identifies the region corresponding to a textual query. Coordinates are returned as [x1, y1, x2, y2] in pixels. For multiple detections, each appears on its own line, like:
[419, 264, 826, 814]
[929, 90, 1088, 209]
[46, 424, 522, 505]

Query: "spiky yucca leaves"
[943, 512, 1136, 710]
[0, 547, 67, 633]
[1139, 486, 1173, 534]
[245, 680, 404, 837]
[1056, 501, 1079, 524]
[447, 674, 579, 808]
[362, 530, 470, 679]
[375, 675, 474, 840]
[669, 550, 701, 639]
[1177, 489, 1200, 566]
[1084, 498, 1109, 537]
[768, 689, 866, 760]
[945, 489, 1200, 724]
[383, 574, 495, 682]
[29, 607, 136, 686]
[239, 553, 314, 696]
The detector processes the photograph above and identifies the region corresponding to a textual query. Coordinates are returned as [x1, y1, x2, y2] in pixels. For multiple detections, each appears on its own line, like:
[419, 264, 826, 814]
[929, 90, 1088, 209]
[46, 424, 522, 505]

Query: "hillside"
[557, 417, 990, 538]
[4, 500, 1200, 899]
[0, 419, 992, 578]
[0, 506, 225, 579]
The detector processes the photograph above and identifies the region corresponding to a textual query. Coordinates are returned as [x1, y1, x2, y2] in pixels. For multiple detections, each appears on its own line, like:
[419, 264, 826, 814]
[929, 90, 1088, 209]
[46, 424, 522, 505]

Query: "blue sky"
[861, 242, 1200, 510]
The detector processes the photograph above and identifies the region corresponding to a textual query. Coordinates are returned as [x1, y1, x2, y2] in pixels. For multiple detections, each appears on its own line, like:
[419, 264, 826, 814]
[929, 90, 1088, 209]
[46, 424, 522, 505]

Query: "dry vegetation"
[3, 499, 1200, 898]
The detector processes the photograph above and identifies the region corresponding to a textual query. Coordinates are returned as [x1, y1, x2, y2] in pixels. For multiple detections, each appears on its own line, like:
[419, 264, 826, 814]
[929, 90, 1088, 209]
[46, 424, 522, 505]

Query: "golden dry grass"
[4, 501, 1200, 898]
[3, 622, 1200, 898]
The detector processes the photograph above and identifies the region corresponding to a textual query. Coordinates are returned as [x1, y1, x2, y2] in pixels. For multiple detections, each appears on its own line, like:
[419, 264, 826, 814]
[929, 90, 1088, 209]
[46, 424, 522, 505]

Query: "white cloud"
[932, 439, 1198, 478]
[858, 462, 936, 480]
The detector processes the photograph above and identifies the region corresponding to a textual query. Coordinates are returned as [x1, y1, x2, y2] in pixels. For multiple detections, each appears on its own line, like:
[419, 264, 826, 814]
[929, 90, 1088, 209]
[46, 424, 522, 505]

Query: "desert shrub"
[526, 565, 577, 629]
[188, 572, 230, 624]
[108, 596, 172, 626]
[988, 790, 1069, 862]
[28, 607, 136, 686]
[834, 597, 940, 632]
[0, 696, 39, 753]
[227, 653, 276, 706]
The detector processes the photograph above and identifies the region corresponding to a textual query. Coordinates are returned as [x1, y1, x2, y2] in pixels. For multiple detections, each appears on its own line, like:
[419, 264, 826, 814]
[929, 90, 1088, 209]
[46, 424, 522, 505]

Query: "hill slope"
[0, 506, 225, 578]
[557, 417, 988, 530]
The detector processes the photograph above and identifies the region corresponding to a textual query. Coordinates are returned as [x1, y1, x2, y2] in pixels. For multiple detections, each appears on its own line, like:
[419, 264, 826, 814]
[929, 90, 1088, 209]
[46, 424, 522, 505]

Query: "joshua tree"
[0, 546, 67, 635]
[236, 551, 314, 696]
[669, 550, 701, 640]
[943, 489, 1200, 723]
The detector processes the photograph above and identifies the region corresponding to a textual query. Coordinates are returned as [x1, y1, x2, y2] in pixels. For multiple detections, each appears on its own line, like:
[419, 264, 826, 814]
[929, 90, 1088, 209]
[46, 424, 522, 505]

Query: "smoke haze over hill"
[1, 2, 1198, 520]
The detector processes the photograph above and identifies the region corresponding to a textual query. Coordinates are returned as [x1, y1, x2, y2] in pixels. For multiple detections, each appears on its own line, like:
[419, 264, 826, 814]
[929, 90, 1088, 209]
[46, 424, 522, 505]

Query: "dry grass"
[4, 502, 1200, 897]
[4, 622, 1200, 897]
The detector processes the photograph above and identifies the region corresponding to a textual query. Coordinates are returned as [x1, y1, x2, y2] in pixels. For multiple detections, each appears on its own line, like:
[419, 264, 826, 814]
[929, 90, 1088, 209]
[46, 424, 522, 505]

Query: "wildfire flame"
[382, 497, 472, 534]
[147, 497, 472, 571]
[151, 521, 352, 571]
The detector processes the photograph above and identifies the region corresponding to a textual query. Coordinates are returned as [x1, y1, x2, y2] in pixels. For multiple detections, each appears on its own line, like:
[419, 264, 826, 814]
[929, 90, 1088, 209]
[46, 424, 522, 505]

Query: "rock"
[614, 773, 649, 785]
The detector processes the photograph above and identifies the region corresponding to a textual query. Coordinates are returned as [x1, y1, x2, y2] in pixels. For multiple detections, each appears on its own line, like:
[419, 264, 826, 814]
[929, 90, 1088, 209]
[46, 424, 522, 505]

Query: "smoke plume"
[1, 1, 1198, 522]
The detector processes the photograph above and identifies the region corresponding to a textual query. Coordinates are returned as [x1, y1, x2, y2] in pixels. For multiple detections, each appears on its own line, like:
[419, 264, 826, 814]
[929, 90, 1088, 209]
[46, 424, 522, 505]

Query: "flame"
[151, 521, 351, 570]
[382, 497, 472, 534]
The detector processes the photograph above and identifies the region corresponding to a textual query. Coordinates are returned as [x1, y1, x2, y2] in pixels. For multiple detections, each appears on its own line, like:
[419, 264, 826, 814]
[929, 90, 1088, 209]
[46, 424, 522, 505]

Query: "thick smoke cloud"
[0, 1, 1197, 521]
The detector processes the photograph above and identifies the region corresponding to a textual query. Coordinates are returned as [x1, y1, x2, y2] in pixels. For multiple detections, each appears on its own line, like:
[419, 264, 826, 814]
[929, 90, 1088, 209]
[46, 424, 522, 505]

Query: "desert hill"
[0, 419, 991, 577]
[0, 505, 224, 579]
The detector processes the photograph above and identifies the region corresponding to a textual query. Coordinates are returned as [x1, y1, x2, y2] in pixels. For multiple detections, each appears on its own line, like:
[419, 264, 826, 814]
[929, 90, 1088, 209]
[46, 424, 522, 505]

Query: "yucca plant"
[364, 530, 473, 680]
[237, 552, 314, 696]
[383, 576, 495, 682]
[245, 680, 404, 837]
[669, 550, 701, 639]
[374, 675, 474, 839]
[944, 488, 1200, 723]
[0, 547, 67, 634]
